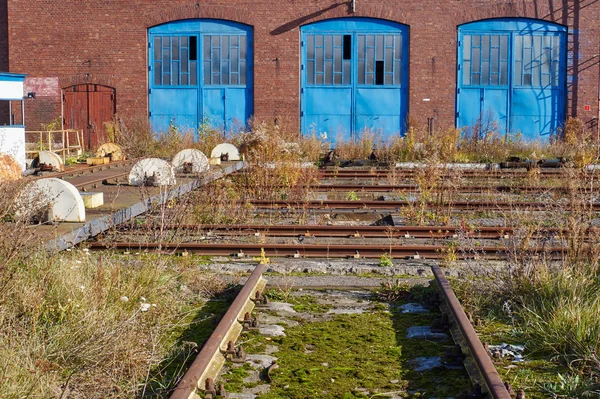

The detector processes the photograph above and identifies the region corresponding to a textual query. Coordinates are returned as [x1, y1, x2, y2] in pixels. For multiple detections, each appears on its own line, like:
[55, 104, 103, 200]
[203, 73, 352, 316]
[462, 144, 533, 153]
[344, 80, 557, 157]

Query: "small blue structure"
[0, 72, 27, 170]
[148, 19, 253, 135]
[300, 17, 409, 143]
[456, 18, 567, 140]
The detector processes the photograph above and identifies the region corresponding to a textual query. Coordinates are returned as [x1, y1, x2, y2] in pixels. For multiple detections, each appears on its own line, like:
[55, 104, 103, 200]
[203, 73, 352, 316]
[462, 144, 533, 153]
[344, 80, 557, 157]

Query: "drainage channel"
[170, 265, 513, 399]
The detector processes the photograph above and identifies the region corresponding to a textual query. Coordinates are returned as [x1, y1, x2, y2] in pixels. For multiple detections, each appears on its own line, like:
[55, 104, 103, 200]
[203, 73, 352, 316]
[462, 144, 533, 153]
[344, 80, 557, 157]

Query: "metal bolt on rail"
[254, 291, 268, 306]
[242, 312, 259, 331]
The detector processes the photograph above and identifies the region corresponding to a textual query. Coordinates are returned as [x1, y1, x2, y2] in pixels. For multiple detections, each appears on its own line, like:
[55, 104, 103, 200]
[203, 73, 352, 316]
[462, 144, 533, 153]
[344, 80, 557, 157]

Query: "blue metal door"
[148, 20, 252, 135]
[457, 19, 566, 140]
[301, 18, 409, 143]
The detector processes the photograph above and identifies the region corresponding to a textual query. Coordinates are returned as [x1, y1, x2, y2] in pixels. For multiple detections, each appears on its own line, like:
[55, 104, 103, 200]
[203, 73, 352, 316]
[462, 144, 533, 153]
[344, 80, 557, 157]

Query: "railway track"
[317, 168, 582, 179]
[168, 264, 514, 399]
[88, 241, 566, 259]
[117, 223, 588, 239]
[312, 183, 572, 194]
[246, 199, 600, 212]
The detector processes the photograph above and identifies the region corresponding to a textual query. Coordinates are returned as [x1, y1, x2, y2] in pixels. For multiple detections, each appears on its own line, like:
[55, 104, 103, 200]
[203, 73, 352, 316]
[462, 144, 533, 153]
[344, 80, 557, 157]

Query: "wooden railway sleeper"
[431, 313, 450, 333]
[443, 344, 466, 367]
[456, 383, 485, 399]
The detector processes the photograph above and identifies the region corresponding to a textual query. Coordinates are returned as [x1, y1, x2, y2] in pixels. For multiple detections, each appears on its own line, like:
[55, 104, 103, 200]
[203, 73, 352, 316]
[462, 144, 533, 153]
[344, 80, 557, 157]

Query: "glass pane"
[500, 36, 508, 59]
[533, 35, 542, 55]
[358, 61, 365, 85]
[162, 36, 169, 48]
[240, 61, 247, 85]
[240, 36, 247, 59]
[394, 61, 401, 85]
[482, 35, 490, 60]
[334, 73, 342, 85]
[316, 47, 323, 72]
[307, 35, 315, 59]
[385, 35, 393, 46]
[358, 35, 365, 59]
[552, 36, 561, 61]
[492, 48, 499, 74]
[325, 60, 333, 84]
[394, 36, 402, 60]
[231, 74, 239, 85]
[316, 35, 323, 47]
[307, 61, 314, 85]
[190, 61, 197, 85]
[212, 49, 220, 72]
[471, 74, 480, 85]
[163, 52, 170, 73]
[172, 62, 179, 85]
[463, 61, 471, 85]
[212, 36, 220, 47]
[523, 35, 532, 48]
[316, 74, 323, 85]
[541, 50, 551, 73]
[385, 73, 393, 85]
[163, 73, 169, 85]
[232, 50, 239, 72]
[514, 61, 522, 85]
[334, 35, 342, 47]
[524, 73, 532, 86]
[334, 48, 342, 72]
[463, 35, 471, 60]
[482, 61, 489, 85]
[491, 35, 499, 47]
[532, 62, 540, 86]
[376, 35, 384, 59]
[154, 62, 162, 85]
[212, 73, 219, 85]
[542, 72, 550, 86]
[385, 47, 393, 72]
[325, 36, 333, 59]
[366, 48, 374, 71]
[343, 61, 351, 85]
[514, 36, 523, 61]
[500, 61, 508, 85]
[181, 36, 188, 47]
[367, 35, 374, 47]
[222, 36, 230, 60]
[231, 35, 239, 47]
[182, 50, 189, 71]
[154, 37, 161, 60]
[181, 74, 188, 85]
[366, 73, 374, 85]
[222, 62, 230, 85]
[172, 37, 180, 60]
[204, 36, 211, 59]
[472, 48, 480, 73]
[472, 35, 480, 47]
[552, 61, 559, 86]
[204, 61, 210, 84]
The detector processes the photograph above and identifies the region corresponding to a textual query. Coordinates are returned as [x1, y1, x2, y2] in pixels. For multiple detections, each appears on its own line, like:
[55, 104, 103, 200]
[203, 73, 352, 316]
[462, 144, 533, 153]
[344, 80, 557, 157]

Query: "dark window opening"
[190, 36, 198, 61]
[375, 60, 384, 85]
[343, 35, 352, 60]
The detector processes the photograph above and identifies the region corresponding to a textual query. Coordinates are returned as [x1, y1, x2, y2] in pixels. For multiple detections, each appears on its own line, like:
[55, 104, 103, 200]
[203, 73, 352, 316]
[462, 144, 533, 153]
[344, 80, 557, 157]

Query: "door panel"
[483, 89, 508, 133]
[63, 84, 115, 150]
[148, 20, 253, 136]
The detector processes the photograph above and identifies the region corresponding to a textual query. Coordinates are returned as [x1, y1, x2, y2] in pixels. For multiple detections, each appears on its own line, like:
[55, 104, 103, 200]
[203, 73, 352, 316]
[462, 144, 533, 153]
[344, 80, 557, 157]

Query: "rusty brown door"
[63, 84, 116, 150]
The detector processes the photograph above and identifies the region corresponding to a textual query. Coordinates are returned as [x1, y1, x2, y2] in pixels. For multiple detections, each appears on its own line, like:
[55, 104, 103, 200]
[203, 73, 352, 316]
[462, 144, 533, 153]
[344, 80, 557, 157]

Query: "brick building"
[1, 0, 599, 148]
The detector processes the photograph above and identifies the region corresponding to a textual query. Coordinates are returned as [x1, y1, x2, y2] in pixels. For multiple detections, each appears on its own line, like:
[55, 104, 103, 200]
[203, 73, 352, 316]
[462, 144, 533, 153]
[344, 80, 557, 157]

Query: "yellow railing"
[25, 129, 85, 163]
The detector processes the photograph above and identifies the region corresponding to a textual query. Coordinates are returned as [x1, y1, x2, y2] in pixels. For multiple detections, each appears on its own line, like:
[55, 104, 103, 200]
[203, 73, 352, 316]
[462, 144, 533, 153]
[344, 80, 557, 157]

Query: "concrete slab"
[406, 326, 449, 340]
[80, 192, 104, 208]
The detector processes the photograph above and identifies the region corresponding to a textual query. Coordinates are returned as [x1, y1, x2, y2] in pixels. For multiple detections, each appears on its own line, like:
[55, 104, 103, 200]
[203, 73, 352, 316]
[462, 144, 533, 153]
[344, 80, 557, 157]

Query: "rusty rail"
[247, 199, 600, 211]
[88, 242, 567, 259]
[312, 183, 570, 194]
[432, 265, 512, 399]
[118, 223, 590, 239]
[170, 264, 267, 399]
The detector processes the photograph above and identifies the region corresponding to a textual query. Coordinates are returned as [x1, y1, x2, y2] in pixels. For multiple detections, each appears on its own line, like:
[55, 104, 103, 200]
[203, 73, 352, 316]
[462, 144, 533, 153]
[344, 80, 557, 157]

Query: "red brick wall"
[6, 0, 600, 135]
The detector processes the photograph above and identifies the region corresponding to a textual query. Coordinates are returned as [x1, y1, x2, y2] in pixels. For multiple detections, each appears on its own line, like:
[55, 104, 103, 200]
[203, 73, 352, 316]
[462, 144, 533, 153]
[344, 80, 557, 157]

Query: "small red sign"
[584, 105, 591, 111]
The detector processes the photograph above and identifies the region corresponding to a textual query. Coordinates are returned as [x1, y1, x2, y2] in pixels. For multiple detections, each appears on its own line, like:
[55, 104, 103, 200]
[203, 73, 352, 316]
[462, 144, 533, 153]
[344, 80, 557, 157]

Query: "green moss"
[253, 305, 470, 398]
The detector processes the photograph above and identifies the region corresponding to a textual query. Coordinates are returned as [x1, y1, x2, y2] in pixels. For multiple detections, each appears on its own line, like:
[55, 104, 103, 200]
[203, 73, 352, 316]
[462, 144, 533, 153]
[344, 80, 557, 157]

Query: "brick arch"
[270, 4, 409, 36]
[454, 3, 563, 26]
[142, 4, 257, 29]
[60, 74, 116, 90]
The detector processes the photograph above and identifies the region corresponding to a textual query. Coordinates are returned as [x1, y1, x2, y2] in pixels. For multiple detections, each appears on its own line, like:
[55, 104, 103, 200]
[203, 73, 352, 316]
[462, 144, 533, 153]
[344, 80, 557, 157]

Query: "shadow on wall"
[270, 2, 349, 35]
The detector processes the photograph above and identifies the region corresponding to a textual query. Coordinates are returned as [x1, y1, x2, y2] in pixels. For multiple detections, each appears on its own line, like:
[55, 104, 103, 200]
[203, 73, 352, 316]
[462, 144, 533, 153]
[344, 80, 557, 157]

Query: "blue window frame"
[456, 19, 567, 140]
[148, 20, 253, 135]
[301, 18, 409, 143]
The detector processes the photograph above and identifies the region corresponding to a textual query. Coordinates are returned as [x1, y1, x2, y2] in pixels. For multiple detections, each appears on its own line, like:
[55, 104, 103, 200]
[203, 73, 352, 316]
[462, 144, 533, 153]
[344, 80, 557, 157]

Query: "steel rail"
[36, 158, 138, 180]
[118, 223, 585, 239]
[318, 170, 569, 178]
[246, 199, 600, 211]
[72, 171, 130, 191]
[87, 242, 567, 259]
[432, 265, 512, 399]
[312, 183, 570, 193]
[170, 264, 267, 399]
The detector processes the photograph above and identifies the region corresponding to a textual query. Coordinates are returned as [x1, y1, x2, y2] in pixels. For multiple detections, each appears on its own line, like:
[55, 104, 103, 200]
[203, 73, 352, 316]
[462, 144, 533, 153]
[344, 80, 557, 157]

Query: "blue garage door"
[301, 18, 409, 143]
[457, 19, 566, 140]
[149, 20, 253, 135]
